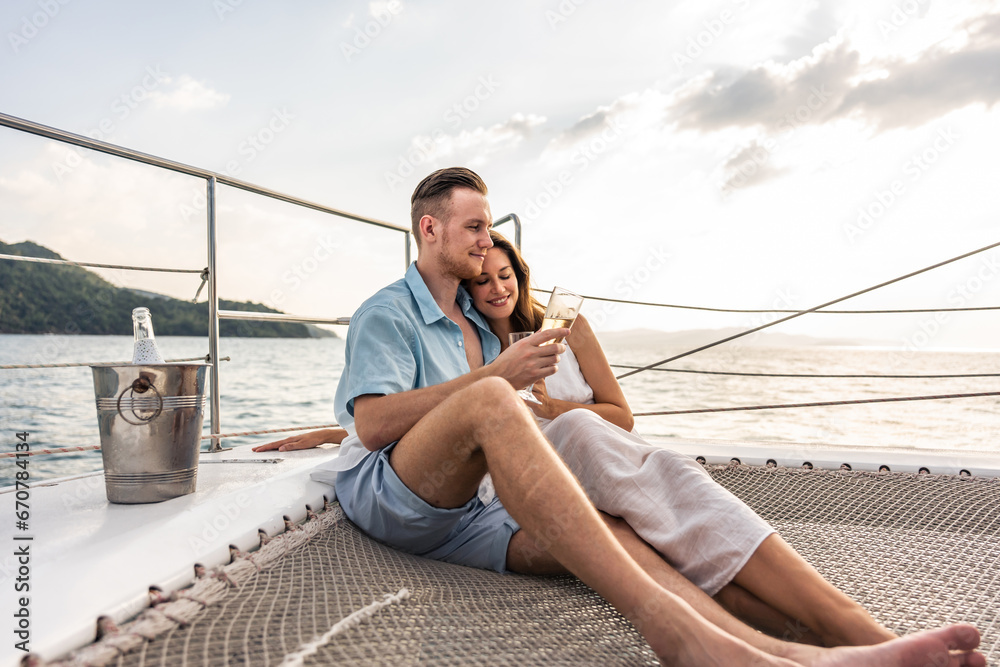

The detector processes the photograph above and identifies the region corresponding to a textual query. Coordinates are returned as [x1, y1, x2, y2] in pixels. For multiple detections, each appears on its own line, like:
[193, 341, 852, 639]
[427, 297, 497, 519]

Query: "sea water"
[0, 333, 998, 486]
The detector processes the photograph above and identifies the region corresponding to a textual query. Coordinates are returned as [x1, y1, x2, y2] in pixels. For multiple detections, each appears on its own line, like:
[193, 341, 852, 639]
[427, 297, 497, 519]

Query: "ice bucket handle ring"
[116, 377, 164, 425]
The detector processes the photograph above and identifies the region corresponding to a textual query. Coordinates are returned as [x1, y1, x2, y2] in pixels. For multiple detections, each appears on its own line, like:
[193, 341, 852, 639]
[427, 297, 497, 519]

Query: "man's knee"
[466, 376, 517, 401]
[462, 377, 527, 422]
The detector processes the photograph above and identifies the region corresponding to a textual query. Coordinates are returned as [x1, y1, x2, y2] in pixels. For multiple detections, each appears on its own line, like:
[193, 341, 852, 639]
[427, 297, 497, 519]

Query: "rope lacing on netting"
[37, 502, 411, 667]
[277, 589, 412, 667]
[0, 424, 342, 459]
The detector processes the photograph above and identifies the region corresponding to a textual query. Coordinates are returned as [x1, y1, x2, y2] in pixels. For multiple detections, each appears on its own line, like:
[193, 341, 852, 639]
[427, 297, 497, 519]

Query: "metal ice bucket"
[90, 363, 210, 504]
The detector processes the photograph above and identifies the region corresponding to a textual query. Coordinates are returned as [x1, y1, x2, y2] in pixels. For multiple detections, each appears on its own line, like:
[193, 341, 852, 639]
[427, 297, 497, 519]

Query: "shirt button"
[458, 341, 463, 347]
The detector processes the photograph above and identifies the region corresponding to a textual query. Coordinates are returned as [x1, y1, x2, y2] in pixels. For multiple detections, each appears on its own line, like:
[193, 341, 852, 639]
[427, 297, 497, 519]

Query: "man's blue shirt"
[330, 262, 502, 471]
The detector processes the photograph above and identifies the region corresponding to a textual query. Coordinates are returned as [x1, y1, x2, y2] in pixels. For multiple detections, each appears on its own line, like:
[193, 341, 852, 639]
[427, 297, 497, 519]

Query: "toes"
[912, 624, 980, 653]
[954, 649, 986, 667]
[945, 624, 981, 652]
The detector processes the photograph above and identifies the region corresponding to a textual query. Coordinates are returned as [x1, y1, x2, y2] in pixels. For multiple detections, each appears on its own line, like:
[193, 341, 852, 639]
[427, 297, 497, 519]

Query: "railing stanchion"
[405, 231, 412, 269]
[492, 213, 522, 251]
[206, 176, 224, 453]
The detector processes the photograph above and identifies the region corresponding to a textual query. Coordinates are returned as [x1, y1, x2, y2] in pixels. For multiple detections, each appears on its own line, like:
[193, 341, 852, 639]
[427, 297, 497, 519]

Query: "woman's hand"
[527, 379, 558, 421]
[251, 428, 348, 452]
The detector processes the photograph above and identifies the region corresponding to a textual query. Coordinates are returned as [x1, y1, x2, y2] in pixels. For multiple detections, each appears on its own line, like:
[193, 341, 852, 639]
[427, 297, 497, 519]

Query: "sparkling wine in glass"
[508, 331, 541, 404]
[539, 286, 585, 344]
[508, 287, 585, 404]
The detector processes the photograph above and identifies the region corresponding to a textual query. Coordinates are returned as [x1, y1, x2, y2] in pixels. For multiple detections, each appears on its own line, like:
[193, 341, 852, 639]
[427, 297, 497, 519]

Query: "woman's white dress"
[516, 345, 775, 595]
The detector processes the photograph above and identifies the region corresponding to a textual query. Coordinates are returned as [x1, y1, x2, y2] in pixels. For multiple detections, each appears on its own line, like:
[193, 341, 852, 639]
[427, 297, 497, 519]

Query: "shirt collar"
[403, 262, 501, 362]
[457, 283, 487, 328]
[403, 262, 491, 329]
[404, 262, 450, 326]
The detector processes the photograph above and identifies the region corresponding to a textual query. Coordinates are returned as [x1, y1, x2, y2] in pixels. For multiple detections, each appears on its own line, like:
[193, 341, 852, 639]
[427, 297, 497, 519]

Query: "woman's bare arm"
[252, 428, 349, 452]
[529, 315, 634, 431]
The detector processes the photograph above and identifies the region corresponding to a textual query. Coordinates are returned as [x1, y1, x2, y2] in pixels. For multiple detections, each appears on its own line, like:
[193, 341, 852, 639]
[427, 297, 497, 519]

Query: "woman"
[465, 231, 901, 648]
[256, 232, 895, 647]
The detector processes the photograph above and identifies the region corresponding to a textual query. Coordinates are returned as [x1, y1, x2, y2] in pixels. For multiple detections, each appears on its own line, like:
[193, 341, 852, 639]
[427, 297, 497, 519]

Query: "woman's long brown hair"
[481, 231, 545, 332]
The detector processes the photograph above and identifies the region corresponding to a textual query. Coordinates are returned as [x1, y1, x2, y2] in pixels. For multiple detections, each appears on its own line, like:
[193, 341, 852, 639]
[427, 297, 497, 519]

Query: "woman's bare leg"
[731, 534, 897, 646]
[714, 582, 825, 645]
[543, 411, 895, 647]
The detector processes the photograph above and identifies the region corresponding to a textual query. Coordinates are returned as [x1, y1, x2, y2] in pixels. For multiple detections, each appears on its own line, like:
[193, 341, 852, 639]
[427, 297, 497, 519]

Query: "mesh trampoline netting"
[45, 465, 1000, 667]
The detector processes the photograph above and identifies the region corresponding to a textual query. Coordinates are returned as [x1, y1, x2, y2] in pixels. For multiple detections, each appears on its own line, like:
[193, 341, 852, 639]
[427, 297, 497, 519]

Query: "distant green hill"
[0, 240, 336, 338]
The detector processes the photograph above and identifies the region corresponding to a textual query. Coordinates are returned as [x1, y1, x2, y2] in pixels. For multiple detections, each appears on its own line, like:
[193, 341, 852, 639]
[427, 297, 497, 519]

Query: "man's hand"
[492, 327, 570, 390]
[353, 328, 570, 451]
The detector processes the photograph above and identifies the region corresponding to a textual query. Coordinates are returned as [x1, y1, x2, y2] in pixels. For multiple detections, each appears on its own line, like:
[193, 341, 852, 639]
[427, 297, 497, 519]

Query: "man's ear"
[419, 214, 438, 245]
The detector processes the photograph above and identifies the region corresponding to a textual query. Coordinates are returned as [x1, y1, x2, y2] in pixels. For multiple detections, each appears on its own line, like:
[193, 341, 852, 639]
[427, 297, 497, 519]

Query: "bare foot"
[653, 619, 802, 667]
[786, 623, 983, 667]
[641, 591, 803, 666]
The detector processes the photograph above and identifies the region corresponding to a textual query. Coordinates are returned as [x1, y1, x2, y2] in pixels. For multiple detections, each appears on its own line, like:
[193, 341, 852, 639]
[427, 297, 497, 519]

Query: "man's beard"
[439, 226, 481, 280]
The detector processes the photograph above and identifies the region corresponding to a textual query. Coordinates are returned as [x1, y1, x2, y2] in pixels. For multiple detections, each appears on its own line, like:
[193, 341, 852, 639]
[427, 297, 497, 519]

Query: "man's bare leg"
[388, 378, 983, 666]
[509, 513, 824, 649]
[731, 535, 897, 646]
[390, 378, 799, 665]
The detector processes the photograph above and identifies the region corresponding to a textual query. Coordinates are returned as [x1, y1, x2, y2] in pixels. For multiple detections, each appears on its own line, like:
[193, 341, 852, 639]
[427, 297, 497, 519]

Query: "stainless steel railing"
[0, 112, 523, 451]
[493, 213, 521, 249]
[0, 111, 440, 452]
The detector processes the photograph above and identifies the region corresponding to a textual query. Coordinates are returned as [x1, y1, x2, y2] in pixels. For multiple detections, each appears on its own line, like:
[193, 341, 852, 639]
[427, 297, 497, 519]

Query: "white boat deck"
[0, 444, 342, 667]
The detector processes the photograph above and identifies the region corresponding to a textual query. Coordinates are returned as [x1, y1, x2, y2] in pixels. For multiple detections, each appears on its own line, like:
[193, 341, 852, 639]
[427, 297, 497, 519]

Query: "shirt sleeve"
[336, 304, 419, 420]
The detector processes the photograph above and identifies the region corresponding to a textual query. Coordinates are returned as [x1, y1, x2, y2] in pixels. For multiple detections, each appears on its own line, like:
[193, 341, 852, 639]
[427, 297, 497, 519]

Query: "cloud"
[782, 2, 844, 60]
[0, 143, 205, 295]
[546, 96, 638, 151]
[408, 113, 546, 166]
[719, 140, 788, 193]
[369, 0, 402, 17]
[669, 36, 858, 132]
[669, 10, 1000, 133]
[150, 75, 231, 112]
[834, 12, 1000, 129]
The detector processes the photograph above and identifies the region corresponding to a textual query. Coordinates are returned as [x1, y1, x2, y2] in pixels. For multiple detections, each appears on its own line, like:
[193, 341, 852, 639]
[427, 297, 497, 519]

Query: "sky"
[1, 0, 999, 349]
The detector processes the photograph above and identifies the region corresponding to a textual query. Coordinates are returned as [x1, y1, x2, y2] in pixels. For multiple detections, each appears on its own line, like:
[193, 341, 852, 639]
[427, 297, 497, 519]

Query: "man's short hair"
[410, 167, 488, 246]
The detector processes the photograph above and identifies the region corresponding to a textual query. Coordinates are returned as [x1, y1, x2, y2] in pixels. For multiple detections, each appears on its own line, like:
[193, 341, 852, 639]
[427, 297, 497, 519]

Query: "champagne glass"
[508, 331, 541, 404]
[508, 287, 585, 404]
[539, 286, 585, 344]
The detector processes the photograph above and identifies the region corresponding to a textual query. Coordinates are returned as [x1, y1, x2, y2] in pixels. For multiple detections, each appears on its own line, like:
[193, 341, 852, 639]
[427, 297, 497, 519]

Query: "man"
[310, 167, 983, 666]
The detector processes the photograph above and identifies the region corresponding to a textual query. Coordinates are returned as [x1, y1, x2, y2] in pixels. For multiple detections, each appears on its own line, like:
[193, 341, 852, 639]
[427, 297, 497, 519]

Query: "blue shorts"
[335, 442, 520, 573]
